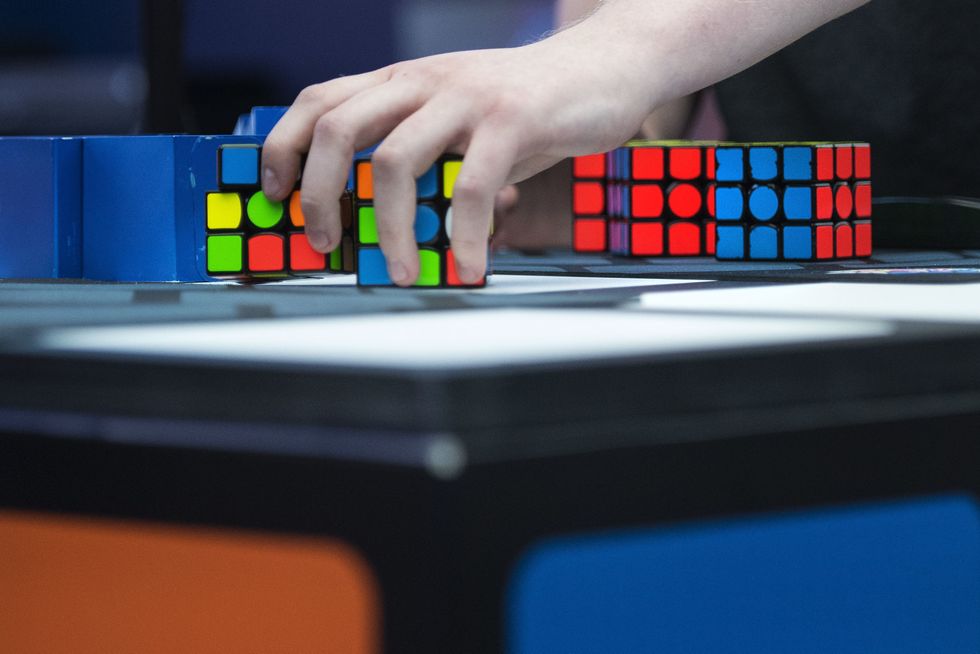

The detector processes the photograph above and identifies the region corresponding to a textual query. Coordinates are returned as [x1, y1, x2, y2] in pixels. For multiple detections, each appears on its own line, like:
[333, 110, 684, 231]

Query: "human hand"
[262, 0, 868, 286]
[261, 35, 657, 285]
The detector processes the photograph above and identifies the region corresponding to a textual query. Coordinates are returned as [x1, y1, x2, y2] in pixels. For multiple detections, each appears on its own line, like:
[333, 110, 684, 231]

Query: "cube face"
[352, 154, 486, 288]
[712, 142, 872, 261]
[606, 143, 717, 257]
[205, 144, 355, 278]
[572, 152, 610, 254]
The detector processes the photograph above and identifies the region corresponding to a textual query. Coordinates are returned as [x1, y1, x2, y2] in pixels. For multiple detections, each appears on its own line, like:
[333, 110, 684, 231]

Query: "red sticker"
[816, 147, 835, 181]
[854, 221, 873, 257]
[631, 222, 664, 256]
[836, 145, 854, 179]
[854, 144, 872, 179]
[632, 147, 665, 180]
[835, 223, 854, 258]
[289, 233, 326, 271]
[668, 222, 701, 255]
[248, 234, 285, 272]
[835, 184, 854, 220]
[632, 184, 665, 218]
[854, 182, 872, 218]
[816, 225, 834, 259]
[573, 153, 606, 179]
[573, 218, 608, 252]
[667, 183, 702, 218]
[669, 147, 702, 180]
[573, 182, 605, 215]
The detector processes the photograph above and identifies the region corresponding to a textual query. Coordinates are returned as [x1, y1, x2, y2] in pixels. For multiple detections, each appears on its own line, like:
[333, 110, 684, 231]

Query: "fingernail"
[306, 230, 332, 252]
[388, 260, 410, 285]
[263, 167, 281, 198]
[459, 265, 483, 284]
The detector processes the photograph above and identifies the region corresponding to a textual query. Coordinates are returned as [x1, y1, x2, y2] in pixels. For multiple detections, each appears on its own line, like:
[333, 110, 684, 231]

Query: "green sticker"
[329, 246, 342, 271]
[415, 249, 442, 287]
[247, 192, 283, 229]
[207, 235, 243, 273]
[358, 207, 378, 244]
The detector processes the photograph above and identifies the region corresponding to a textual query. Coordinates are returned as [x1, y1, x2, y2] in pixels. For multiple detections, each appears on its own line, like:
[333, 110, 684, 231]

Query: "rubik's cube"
[713, 143, 872, 260]
[573, 141, 718, 256]
[351, 153, 487, 287]
[205, 144, 355, 278]
[573, 140, 872, 261]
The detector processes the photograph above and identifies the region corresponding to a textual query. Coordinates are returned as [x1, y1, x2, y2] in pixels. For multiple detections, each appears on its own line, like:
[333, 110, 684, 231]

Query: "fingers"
[261, 69, 391, 201]
[372, 100, 469, 286]
[298, 81, 428, 252]
[449, 126, 518, 283]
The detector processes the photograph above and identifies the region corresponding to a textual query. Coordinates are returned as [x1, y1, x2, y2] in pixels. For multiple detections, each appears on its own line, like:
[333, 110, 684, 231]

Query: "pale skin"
[262, 0, 868, 286]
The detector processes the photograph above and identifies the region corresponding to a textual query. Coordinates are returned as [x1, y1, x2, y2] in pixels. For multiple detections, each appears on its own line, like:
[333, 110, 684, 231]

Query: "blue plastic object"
[232, 106, 288, 137]
[82, 134, 262, 281]
[509, 496, 980, 654]
[0, 137, 82, 278]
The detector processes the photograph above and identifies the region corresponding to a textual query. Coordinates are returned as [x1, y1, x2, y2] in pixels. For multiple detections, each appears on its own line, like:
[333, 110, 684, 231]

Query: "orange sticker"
[0, 510, 380, 654]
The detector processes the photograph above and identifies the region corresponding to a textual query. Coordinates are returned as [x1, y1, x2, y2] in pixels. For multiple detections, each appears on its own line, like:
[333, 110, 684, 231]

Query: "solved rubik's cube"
[572, 141, 718, 256]
[713, 143, 871, 260]
[351, 153, 487, 288]
[206, 144, 355, 278]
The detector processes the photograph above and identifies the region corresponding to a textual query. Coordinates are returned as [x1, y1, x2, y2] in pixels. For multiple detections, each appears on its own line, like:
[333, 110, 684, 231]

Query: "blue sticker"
[749, 225, 779, 259]
[782, 225, 814, 259]
[749, 186, 779, 221]
[714, 186, 744, 221]
[417, 165, 438, 199]
[715, 225, 745, 259]
[357, 248, 391, 285]
[783, 146, 814, 181]
[414, 205, 441, 243]
[220, 146, 259, 186]
[715, 148, 744, 182]
[783, 186, 813, 220]
[749, 147, 778, 181]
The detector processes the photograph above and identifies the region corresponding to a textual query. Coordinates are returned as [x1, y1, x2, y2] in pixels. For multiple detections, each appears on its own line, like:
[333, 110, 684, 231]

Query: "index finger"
[261, 69, 391, 201]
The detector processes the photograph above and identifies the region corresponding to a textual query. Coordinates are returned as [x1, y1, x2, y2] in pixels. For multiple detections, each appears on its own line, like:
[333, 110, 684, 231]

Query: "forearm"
[546, 0, 869, 118]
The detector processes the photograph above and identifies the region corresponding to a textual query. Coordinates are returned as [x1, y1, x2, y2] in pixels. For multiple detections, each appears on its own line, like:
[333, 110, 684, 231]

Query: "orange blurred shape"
[0, 510, 380, 654]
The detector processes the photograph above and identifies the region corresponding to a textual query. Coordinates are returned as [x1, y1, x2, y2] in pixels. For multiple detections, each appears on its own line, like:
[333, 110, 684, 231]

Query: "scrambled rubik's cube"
[713, 143, 872, 260]
[572, 141, 718, 256]
[352, 153, 486, 287]
[206, 144, 354, 278]
[572, 140, 872, 261]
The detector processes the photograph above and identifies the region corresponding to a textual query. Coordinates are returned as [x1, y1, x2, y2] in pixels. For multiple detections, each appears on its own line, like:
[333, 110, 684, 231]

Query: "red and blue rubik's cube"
[572, 140, 872, 261]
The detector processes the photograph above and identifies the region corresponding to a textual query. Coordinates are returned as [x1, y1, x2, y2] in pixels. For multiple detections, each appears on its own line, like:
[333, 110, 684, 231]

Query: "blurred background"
[0, 0, 554, 136]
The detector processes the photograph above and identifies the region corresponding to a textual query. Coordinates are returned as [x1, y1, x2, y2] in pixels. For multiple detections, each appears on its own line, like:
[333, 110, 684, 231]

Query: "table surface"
[3, 249, 980, 470]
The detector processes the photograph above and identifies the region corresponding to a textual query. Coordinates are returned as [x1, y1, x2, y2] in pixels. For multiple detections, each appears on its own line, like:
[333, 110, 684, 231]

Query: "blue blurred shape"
[233, 106, 288, 137]
[509, 495, 980, 654]
[0, 137, 82, 278]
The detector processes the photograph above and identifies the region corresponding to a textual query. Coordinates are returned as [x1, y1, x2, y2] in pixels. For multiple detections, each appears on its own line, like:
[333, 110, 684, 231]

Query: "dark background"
[0, 0, 553, 135]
